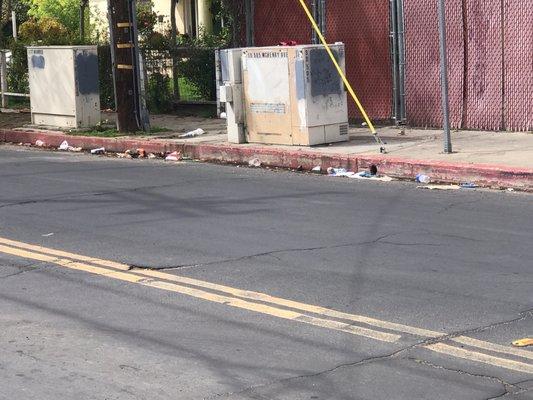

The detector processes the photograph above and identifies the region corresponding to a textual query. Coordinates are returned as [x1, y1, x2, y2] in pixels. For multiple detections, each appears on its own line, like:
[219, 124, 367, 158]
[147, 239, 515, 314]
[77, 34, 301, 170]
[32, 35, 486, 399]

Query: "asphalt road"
[0, 144, 532, 400]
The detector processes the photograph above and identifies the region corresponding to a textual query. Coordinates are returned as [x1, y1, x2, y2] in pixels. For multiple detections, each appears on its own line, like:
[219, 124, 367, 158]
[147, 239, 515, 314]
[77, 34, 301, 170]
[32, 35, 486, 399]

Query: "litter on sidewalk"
[165, 151, 182, 161]
[327, 167, 354, 177]
[90, 147, 105, 155]
[350, 171, 394, 182]
[415, 174, 431, 184]
[327, 167, 394, 182]
[417, 185, 460, 190]
[248, 158, 262, 167]
[460, 182, 478, 189]
[35, 139, 45, 147]
[59, 140, 70, 151]
[179, 128, 205, 138]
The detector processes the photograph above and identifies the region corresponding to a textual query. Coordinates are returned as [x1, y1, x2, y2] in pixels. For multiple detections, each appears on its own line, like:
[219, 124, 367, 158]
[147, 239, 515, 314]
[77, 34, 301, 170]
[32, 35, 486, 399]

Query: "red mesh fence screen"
[404, 0, 532, 131]
[325, 0, 392, 120]
[403, 0, 464, 128]
[464, 0, 503, 130]
[253, 0, 312, 46]
[503, 0, 533, 131]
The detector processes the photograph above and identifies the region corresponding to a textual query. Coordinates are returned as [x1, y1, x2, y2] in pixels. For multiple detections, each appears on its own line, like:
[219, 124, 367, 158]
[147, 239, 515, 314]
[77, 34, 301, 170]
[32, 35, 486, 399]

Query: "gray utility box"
[27, 46, 101, 128]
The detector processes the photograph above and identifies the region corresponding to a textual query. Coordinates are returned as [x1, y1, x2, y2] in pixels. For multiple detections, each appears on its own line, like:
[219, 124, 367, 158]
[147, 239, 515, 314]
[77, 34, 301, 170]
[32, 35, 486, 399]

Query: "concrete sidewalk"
[1, 111, 532, 190]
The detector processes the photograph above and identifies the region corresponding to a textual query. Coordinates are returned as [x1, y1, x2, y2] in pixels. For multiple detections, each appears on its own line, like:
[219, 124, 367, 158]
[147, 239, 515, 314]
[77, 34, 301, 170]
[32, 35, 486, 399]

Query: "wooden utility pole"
[107, 0, 147, 132]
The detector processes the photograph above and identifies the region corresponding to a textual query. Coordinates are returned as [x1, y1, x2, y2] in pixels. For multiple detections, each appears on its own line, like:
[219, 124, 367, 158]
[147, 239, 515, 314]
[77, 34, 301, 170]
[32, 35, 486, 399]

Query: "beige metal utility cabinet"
[27, 46, 100, 129]
[241, 44, 349, 146]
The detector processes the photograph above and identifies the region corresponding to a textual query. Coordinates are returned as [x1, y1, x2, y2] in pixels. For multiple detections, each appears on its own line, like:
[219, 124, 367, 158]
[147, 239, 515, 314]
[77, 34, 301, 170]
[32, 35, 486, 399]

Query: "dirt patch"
[0, 112, 31, 129]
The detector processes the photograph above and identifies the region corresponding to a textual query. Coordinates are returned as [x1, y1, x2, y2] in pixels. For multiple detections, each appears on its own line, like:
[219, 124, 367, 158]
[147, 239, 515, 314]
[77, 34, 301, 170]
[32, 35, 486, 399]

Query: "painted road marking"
[0, 244, 400, 343]
[426, 343, 533, 374]
[0, 237, 532, 374]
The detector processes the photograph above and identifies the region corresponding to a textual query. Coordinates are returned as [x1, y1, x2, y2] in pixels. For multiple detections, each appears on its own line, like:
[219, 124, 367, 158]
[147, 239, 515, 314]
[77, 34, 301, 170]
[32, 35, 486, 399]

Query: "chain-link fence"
[325, 0, 392, 121]
[503, 0, 532, 132]
[404, 0, 532, 131]
[252, 0, 312, 46]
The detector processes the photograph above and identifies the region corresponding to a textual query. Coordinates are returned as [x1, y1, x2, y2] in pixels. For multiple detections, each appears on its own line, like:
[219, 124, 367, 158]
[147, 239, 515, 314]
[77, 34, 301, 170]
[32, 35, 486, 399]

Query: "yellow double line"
[0, 236, 532, 374]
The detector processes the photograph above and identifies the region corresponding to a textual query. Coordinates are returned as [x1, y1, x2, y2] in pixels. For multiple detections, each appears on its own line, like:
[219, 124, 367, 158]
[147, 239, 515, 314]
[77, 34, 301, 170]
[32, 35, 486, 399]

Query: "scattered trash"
[311, 165, 322, 173]
[417, 185, 460, 190]
[398, 129, 406, 136]
[350, 171, 394, 182]
[179, 128, 205, 138]
[125, 149, 140, 158]
[361, 122, 367, 127]
[41, 233, 54, 237]
[354, 171, 373, 178]
[415, 174, 431, 184]
[58, 140, 70, 151]
[137, 148, 146, 158]
[296, 165, 303, 171]
[220, 112, 227, 119]
[248, 158, 262, 167]
[369, 165, 378, 176]
[460, 182, 477, 189]
[165, 151, 181, 161]
[90, 147, 105, 155]
[69, 146, 82, 152]
[117, 152, 132, 159]
[507, 188, 515, 192]
[147, 153, 157, 159]
[35, 139, 45, 147]
[512, 338, 533, 347]
[380, 147, 387, 154]
[327, 167, 355, 177]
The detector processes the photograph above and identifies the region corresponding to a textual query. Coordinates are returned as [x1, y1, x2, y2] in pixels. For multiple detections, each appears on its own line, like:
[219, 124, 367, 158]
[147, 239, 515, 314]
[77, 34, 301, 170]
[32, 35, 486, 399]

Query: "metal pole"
[437, 0, 452, 153]
[245, 0, 254, 46]
[311, 0, 318, 44]
[319, 0, 326, 37]
[12, 11, 18, 41]
[0, 51, 8, 108]
[396, 0, 406, 122]
[390, 0, 399, 122]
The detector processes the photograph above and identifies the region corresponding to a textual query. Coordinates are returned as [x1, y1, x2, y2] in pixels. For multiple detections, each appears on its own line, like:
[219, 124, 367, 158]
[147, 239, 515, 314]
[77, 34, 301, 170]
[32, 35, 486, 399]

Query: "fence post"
[437, 0, 452, 153]
[0, 51, 7, 109]
[245, 0, 254, 46]
[396, 0, 406, 123]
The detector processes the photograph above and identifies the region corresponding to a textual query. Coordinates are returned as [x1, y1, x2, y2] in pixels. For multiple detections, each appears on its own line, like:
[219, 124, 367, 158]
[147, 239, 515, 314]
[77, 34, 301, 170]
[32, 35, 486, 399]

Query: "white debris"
[165, 151, 181, 161]
[248, 158, 262, 167]
[179, 128, 206, 138]
[59, 140, 70, 151]
[35, 139, 45, 147]
[417, 185, 460, 190]
[90, 147, 105, 155]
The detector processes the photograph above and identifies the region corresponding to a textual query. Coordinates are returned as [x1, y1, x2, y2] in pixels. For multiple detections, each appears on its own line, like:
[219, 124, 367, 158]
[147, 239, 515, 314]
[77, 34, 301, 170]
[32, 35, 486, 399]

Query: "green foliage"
[27, 0, 82, 34]
[6, 40, 29, 95]
[97, 45, 115, 110]
[19, 17, 72, 45]
[176, 28, 231, 101]
[147, 72, 173, 113]
[136, 0, 158, 43]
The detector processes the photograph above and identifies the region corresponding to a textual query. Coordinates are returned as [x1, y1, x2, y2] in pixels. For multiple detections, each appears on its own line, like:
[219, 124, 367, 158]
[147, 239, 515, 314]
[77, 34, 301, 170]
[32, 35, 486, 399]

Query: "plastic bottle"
[416, 174, 431, 184]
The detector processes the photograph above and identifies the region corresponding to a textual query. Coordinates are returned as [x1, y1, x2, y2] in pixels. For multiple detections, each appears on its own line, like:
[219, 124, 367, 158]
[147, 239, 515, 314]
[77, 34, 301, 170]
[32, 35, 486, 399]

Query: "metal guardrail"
[0, 50, 30, 108]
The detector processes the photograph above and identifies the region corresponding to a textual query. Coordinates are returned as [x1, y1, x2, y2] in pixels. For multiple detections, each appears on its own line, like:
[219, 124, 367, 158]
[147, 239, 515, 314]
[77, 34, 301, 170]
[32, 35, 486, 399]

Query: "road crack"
[134, 233, 407, 271]
[407, 357, 526, 400]
[204, 310, 533, 399]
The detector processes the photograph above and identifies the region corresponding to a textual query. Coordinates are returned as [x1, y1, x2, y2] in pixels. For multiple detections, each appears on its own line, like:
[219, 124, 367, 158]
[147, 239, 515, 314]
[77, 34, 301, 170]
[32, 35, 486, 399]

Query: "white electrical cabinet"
[219, 48, 246, 143]
[27, 46, 101, 129]
[220, 44, 349, 146]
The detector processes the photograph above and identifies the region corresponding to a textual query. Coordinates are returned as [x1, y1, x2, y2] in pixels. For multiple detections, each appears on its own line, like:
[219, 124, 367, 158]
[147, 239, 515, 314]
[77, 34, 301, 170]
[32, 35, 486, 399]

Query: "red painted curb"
[1, 129, 532, 191]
